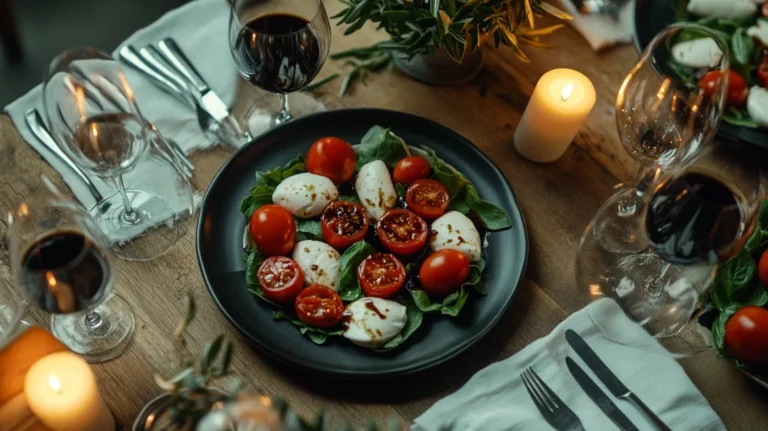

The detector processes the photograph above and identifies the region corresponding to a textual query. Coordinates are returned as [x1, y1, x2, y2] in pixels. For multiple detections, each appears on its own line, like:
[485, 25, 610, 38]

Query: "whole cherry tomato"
[758, 249, 768, 286]
[405, 179, 450, 220]
[257, 256, 304, 303]
[418, 249, 470, 297]
[724, 306, 768, 367]
[357, 253, 406, 298]
[249, 205, 296, 256]
[376, 209, 429, 256]
[294, 284, 345, 328]
[698, 70, 748, 107]
[306, 137, 357, 184]
[321, 200, 369, 250]
[393, 156, 431, 184]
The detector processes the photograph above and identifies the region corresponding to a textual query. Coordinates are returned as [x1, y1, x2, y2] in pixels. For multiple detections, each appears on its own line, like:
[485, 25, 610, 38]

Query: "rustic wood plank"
[1, 4, 766, 429]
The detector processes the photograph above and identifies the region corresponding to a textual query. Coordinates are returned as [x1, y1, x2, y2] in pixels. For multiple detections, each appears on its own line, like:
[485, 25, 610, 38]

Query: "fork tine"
[528, 368, 568, 409]
[521, 371, 549, 413]
[524, 369, 556, 411]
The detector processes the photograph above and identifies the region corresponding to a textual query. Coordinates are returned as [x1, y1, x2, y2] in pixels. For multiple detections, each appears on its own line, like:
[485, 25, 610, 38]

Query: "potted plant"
[331, 0, 571, 86]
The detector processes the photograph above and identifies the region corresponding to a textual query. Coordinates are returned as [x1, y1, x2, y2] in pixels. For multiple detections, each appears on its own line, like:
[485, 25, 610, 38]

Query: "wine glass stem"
[115, 175, 140, 224]
[84, 311, 103, 329]
[617, 166, 657, 217]
[275, 93, 292, 125]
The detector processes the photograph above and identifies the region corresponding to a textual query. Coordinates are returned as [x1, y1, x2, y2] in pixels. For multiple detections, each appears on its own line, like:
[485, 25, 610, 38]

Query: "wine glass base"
[243, 92, 327, 137]
[51, 294, 135, 363]
[90, 190, 178, 262]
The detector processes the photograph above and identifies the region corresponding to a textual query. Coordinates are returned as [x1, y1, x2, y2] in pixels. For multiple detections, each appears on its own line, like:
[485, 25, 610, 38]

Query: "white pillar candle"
[514, 68, 596, 163]
[24, 352, 114, 431]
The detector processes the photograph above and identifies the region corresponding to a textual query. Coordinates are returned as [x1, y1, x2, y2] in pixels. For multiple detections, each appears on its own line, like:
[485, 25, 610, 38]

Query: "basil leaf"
[731, 28, 754, 66]
[421, 145, 468, 198]
[723, 106, 758, 128]
[712, 304, 742, 358]
[340, 194, 361, 204]
[464, 259, 486, 295]
[256, 155, 306, 188]
[307, 332, 328, 345]
[296, 219, 323, 241]
[464, 184, 512, 231]
[378, 297, 424, 350]
[744, 284, 768, 307]
[395, 183, 407, 200]
[356, 126, 409, 169]
[409, 289, 443, 312]
[245, 249, 266, 288]
[273, 311, 344, 344]
[338, 241, 377, 301]
[441, 286, 470, 316]
[240, 185, 274, 219]
[710, 248, 757, 309]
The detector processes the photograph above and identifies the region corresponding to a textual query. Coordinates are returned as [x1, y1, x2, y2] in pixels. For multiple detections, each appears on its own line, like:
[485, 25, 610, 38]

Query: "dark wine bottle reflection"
[233, 13, 322, 93]
[20, 231, 110, 314]
[646, 170, 745, 265]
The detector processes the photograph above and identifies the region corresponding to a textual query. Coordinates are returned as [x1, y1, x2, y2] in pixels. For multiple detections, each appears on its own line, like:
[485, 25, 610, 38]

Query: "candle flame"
[46, 272, 58, 287]
[561, 82, 573, 102]
[48, 374, 62, 393]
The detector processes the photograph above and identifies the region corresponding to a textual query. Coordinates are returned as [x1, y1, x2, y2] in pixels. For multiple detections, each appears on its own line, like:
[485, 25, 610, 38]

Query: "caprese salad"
[672, 0, 768, 128]
[240, 125, 512, 350]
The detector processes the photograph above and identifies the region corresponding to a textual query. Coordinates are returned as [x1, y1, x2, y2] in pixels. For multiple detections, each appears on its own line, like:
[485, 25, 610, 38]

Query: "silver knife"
[566, 357, 639, 431]
[565, 330, 672, 431]
[24, 108, 105, 204]
[155, 38, 251, 144]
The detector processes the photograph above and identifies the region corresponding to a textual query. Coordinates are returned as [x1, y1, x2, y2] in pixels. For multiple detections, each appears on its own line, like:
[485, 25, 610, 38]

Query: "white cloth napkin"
[412, 299, 725, 431]
[556, 0, 635, 51]
[2, 0, 324, 236]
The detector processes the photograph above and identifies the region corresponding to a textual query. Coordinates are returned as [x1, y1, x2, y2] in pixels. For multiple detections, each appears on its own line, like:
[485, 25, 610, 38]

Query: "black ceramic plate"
[197, 108, 528, 378]
[634, 0, 768, 149]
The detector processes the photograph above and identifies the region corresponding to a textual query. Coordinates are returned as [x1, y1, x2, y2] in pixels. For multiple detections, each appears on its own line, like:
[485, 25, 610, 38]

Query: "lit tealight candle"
[514, 68, 596, 163]
[24, 352, 114, 431]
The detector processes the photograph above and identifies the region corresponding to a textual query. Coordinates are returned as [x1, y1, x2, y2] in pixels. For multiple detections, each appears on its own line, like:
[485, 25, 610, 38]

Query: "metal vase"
[394, 47, 485, 85]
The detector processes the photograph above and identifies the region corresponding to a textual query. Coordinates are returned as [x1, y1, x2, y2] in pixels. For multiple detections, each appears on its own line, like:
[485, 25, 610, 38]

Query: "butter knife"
[565, 330, 672, 431]
[24, 108, 104, 204]
[566, 357, 639, 431]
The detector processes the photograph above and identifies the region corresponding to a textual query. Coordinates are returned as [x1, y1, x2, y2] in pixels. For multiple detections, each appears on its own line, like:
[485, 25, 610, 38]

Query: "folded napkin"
[3, 0, 324, 234]
[412, 298, 725, 431]
[556, 0, 635, 51]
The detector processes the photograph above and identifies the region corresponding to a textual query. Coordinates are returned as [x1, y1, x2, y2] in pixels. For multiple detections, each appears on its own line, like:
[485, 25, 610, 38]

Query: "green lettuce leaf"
[409, 259, 486, 315]
[337, 241, 377, 301]
[240, 156, 307, 218]
[273, 310, 344, 345]
[378, 297, 424, 351]
[710, 248, 757, 310]
[296, 219, 323, 241]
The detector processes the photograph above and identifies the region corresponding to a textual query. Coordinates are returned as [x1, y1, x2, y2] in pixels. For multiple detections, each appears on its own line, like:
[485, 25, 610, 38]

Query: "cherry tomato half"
[724, 306, 768, 367]
[357, 253, 406, 298]
[294, 284, 345, 328]
[699, 70, 748, 107]
[418, 249, 470, 297]
[376, 209, 429, 256]
[306, 137, 357, 184]
[393, 156, 431, 184]
[249, 205, 296, 257]
[406, 179, 450, 220]
[321, 201, 369, 249]
[758, 249, 768, 286]
[762, 1, 768, 17]
[257, 256, 304, 303]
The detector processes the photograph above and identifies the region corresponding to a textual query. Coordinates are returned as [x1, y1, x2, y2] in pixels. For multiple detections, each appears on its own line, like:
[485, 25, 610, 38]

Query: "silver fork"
[522, 368, 585, 431]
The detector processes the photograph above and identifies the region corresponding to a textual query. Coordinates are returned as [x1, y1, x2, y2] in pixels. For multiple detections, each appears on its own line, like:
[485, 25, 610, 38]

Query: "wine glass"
[597, 23, 730, 253]
[229, 0, 331, 130]
[43, 48, 178, 261]
[7, 194, 135, 363]
[577, 138, 764, 356]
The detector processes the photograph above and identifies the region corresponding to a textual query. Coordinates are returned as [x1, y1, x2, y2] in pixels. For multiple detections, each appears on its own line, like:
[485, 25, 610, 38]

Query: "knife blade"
[565, 329, 672, 431]
[566, 357, 639, 431]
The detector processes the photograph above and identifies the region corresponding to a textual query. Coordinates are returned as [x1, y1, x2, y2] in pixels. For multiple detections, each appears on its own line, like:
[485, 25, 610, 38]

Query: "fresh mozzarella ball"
[292, 240, 340, 290]
[687, 0, 756, 20]
[355, 160, 397, 221]
[671, 38, 723, 69]
[747, 86, 768, 127]
[747, 20, 768, 46]
[342, 297, 407, 348]
[272, 173, 338, 219]
[429, 211, 482, 262]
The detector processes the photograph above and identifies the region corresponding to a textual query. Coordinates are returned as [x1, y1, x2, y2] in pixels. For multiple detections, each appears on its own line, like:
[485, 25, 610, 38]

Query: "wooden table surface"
[1, 3, 767, 430]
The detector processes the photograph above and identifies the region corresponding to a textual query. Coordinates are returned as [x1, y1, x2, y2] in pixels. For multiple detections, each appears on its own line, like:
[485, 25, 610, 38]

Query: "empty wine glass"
[229, 0, 331, 130]
[43, 48, 178, 261]
[577, 138, 764, 356]
[8, 194, 135, 363]
[597, 23, 730, 253]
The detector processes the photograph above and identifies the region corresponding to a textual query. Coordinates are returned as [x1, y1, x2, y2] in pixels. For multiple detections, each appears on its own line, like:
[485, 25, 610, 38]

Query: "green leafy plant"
[304, 0, 570, 95]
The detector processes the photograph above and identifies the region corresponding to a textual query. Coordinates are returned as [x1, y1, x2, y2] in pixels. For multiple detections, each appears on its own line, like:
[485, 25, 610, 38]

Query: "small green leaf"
[296, 219, 323, 241]
[731, 28, 754, 66]
[430, 0, 441, 17]
[379, 297, 424, 350]
[338, 241, 377, 301]
[201, 335, 224, 374]
[712, 304, 741, 357]
[441, 286, 470, 316]
[744, 284, 768, 307]
[213, 341, 234, 377]
[174, 293, 196, 339]
[537, 2, 573, 20]
[300, 73, 340, 92]
[356, 126, 409, 168]
[307, 332, 328, 344]
[381, 11, 411, 21]
[410, 289, 443, 312]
